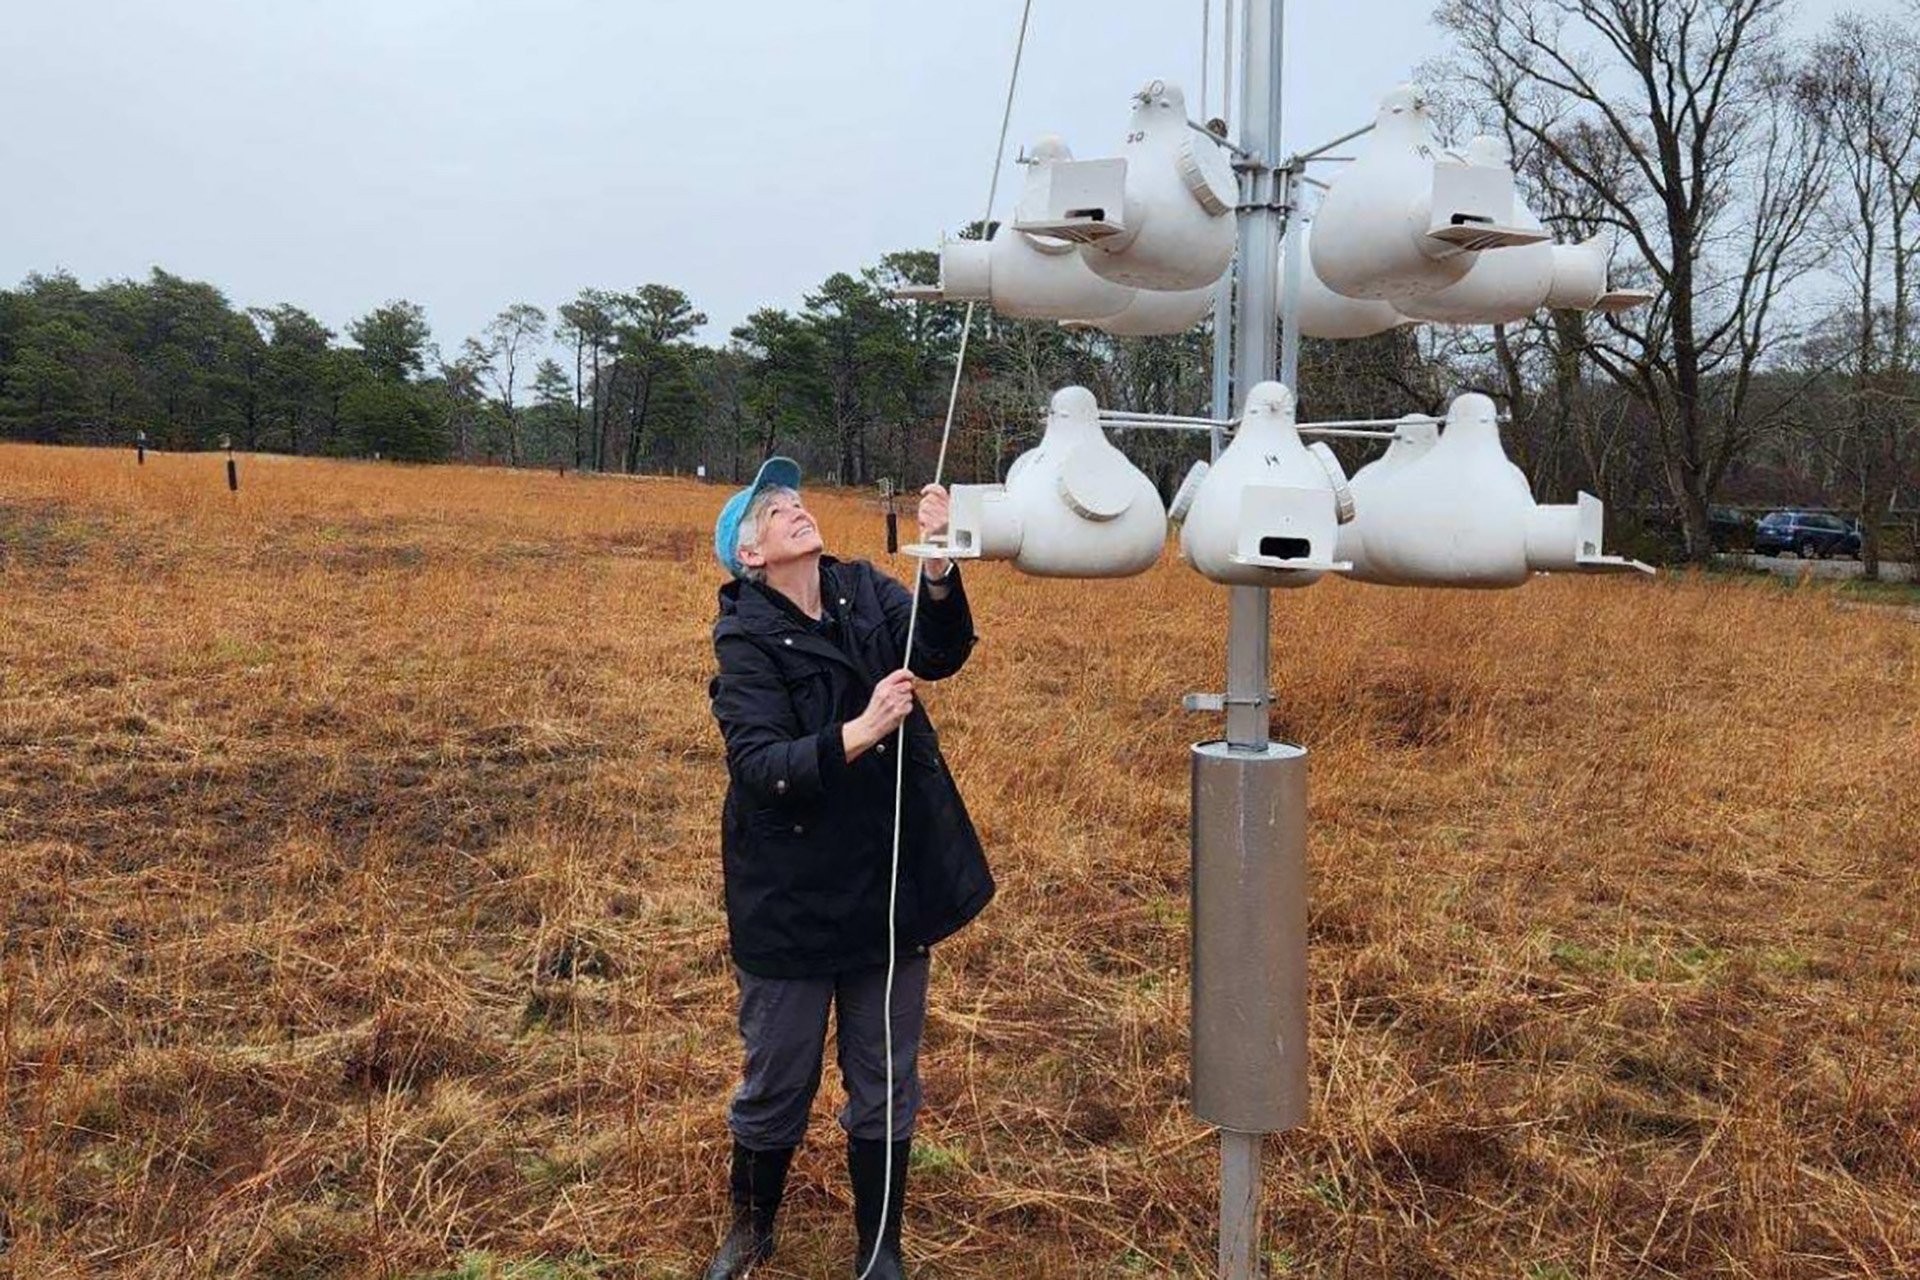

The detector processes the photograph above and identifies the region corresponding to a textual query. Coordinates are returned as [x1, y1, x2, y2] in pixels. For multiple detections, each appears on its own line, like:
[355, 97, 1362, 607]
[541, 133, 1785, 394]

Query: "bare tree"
[439, 344, 490, 463]
[1794, 14, 1920, 577]
[1438, 0, 1834, 560]
[480, 303, 547, 467]
[557, 291, 619, 472]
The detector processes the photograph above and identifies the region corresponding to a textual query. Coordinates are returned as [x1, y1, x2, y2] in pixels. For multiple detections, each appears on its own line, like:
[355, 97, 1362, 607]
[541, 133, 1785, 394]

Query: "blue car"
[1752, 510, 1862, 559]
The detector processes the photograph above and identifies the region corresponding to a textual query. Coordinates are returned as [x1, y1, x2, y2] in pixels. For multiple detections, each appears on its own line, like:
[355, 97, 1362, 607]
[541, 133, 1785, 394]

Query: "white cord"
[1225, 0, 1237, 126]
[1200, 0, 1211, 128]
[858, 2, 1033, 1276]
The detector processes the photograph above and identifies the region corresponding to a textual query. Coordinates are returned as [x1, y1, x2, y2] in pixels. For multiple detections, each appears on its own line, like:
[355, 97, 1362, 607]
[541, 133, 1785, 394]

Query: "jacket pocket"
[748, 804, 846, 890]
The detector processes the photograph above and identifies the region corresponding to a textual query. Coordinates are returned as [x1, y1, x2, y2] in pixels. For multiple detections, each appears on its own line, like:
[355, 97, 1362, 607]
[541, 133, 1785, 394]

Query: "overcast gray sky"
[0, 0, 1884, 358]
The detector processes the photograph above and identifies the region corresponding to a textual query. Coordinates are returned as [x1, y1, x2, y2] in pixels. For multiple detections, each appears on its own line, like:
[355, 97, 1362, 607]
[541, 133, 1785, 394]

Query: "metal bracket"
[1182, 692, 1270, 713]
[1098, 410, 1238, 434]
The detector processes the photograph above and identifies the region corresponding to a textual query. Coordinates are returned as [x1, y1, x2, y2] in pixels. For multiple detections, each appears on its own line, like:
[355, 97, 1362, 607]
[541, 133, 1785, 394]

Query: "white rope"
[861, 2, 1033, 1276]
[1201, 0, 1211, 126]
[1225, 0, 1237, 125]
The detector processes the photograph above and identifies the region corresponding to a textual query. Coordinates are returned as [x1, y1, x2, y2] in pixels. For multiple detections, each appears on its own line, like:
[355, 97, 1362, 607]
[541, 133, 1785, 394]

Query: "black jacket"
[709, 556, 994, 978]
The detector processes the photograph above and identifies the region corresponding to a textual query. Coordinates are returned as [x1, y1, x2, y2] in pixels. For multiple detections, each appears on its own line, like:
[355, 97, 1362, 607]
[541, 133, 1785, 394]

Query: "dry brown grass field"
[1, 442, 1916, 1280]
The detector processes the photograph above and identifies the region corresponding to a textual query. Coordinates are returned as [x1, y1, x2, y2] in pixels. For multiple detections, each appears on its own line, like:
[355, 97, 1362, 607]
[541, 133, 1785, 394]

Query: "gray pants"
[727, 955, 930, 1151]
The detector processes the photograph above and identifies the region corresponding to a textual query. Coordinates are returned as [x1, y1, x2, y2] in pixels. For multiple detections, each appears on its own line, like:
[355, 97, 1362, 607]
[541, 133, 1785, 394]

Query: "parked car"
[1752, 510, 1862, 559]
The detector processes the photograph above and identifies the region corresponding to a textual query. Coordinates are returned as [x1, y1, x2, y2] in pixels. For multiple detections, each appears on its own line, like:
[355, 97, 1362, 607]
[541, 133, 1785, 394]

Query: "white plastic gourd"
[932, 225, 1137, 324]
[1086, 81, 1237, 291]
[922, 136, 1137, 323]
[1309, 85, 1545, 303]
[1017, 81, 1238, 294]
[903, 134, 1220, 336]
[1543, 235, 1611, 310]
[1544, 234, 1657, 313]
[1395, 137, 1556, 326]
[938, 386, 1167, 578]
[1285, 139, 1655, 336]
[1080, 283, 1217, 336]
[1332, 415, 1438, 580]
[1178, 382, 1353, 587]
[1279, 223, 1407, 339]
[1341, 392, 1650, 587]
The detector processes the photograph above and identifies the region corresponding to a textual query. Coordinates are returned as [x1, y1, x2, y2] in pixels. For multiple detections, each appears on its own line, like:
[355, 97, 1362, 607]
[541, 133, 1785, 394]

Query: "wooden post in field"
[222, 434, 238, 493]
[881, 478, 899, 554]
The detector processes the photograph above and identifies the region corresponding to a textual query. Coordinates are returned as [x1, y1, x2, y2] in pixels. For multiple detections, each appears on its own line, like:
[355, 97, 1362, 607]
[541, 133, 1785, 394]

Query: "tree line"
[2, 2, 1917, 571]
[0, 248, 1232, 500]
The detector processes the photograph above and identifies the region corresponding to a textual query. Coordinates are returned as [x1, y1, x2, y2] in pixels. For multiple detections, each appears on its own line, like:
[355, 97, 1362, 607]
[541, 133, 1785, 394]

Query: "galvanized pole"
[1225, 0, 1281, 754]
[1199, 4, 1297, 1279]
[1278, 163, 1304, 391]
[1209, 283, 1232, 464]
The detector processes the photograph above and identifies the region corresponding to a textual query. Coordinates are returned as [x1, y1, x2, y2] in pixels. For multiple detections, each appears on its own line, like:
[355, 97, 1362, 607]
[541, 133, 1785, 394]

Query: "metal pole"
[1210, 4, 1286, 1279]
[1105, 411, 1236, 428]
[1278, 163, 1304, 393]
[1209, 276, 1232, 464]
[1225, 0, 1282, 756]
[1208, 0, 1235, 470]
[1297, 427, 1398, 440]
[1294, 119, 1376, 161]
[1221, 1131, 1261, 1277]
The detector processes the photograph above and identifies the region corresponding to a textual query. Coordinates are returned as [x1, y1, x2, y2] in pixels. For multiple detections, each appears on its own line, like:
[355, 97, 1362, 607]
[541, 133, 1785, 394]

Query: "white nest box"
[1178, 382, 1353, 587]
[1332, 416, 1437, 577]
[1309, 86, 1547, 303]
[1016, 80, 1238, 293]
[1394, 138, 1657, 325]
[1290, 130, 1655, 334]
[934, 386, 1166, 578]
[1074, 282, 1217, 337]
[1544, 233, 1657, 313]
[1340, 393, 1651, 587]
[901, 136, 1135, 323]
[899, 134, 1218, 336]
[928, 227, 1137, 324]
[1394, 137, 1557, 326]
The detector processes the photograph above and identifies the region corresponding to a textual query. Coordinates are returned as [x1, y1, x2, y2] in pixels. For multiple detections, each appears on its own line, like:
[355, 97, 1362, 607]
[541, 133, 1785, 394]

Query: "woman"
[702, 457, 994, 1279]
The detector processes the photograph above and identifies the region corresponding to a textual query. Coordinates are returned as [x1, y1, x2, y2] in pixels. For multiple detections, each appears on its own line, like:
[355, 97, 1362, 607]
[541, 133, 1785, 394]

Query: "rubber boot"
[847, 1136, 911, 1279]
[701, 1140, 796, 1280]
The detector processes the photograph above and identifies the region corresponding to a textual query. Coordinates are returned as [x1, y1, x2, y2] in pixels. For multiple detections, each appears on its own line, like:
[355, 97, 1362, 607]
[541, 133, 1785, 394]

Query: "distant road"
[1730, 554, 1916, 583]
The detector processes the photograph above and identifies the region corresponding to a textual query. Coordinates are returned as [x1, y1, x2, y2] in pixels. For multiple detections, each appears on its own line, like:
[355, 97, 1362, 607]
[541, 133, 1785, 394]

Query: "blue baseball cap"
[713, 456, 804, 578]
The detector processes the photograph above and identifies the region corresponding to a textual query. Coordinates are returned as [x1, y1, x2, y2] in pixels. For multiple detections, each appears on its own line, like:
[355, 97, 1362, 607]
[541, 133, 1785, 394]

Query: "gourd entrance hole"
[1258, 535, 1312, 560]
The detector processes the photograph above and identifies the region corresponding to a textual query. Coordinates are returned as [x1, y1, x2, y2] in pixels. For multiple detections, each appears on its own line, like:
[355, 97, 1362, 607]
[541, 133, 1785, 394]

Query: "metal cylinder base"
[1190, 739, 1308, 1133]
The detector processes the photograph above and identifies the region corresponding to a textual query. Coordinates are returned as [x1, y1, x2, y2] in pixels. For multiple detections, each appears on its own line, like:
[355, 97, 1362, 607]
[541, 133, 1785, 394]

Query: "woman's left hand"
[917, 483, 950, 540]
[917, 483, 953, 589]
